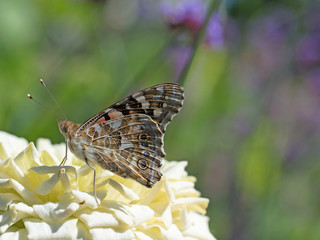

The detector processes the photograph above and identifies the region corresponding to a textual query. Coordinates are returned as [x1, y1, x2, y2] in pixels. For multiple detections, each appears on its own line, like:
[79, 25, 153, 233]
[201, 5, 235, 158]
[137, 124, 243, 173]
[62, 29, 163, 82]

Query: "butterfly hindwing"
[84, 114, 164, 187]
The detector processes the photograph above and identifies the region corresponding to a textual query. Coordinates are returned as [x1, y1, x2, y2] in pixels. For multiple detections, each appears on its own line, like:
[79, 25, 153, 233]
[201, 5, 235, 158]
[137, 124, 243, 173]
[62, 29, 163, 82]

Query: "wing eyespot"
[138, 132, 149, 141]
[137, 159, 149, 170]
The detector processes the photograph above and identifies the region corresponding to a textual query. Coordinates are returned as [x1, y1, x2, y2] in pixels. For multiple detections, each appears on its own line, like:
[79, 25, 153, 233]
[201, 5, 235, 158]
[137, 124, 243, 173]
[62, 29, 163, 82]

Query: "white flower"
[0, 131, 215, 240]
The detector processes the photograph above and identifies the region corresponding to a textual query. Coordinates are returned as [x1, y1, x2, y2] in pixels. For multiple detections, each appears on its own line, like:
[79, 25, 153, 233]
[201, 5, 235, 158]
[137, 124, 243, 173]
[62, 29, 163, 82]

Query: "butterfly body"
[58, 83, 184, 188]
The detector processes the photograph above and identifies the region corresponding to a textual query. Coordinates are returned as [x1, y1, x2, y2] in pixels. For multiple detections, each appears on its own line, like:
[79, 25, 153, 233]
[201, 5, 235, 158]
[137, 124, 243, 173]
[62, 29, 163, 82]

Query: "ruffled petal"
[0, 202, 36, 234]
[33, 201, 80, 221]
[89, 228, 135, 240]
[0, 228, 28, 240]
[0, 132, 28, 159]
[182, 212, 216, 240]
[23, 218, 78, 240]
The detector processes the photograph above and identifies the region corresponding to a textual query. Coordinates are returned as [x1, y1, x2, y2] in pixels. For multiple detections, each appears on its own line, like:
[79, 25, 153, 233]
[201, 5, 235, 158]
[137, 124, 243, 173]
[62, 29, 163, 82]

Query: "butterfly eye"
[137, 159, 149, 170]
[138, 133, 149, 141]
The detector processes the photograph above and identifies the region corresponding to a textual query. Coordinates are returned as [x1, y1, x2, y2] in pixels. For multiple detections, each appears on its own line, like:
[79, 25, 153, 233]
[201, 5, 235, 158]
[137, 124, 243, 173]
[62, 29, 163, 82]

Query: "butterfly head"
[58, 120, 78, 139]
[58, 120, 69, 138]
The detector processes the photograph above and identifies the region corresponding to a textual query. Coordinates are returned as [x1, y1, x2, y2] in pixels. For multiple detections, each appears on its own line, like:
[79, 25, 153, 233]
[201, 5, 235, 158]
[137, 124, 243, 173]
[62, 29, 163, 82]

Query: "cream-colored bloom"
[0, 131, 215, 240]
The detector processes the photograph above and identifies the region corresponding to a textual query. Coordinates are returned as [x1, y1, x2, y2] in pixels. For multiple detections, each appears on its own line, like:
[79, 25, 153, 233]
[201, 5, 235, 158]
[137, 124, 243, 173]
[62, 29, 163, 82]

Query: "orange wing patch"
[108, 111, 124, 120]
[97, 117, 106, 124]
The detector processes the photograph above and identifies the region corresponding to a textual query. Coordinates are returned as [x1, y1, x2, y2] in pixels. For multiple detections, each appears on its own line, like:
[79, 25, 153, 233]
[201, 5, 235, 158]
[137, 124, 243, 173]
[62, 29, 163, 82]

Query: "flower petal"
[99, 178, 140, 202]
[163, 177, 176, 202]
[134, 231, 154, 240]
[140, 224, 184, 240]
[76, 221, 91, 239]
[100, 201, 134, 226]
[36, 139, 65, 165]
[71, 190, 99, 209]
[0, 179, 41, 205]
[24, 218, 78, 240]
[0, 203, 35, 234]
[162, 161, 188, 179]
[173, 197, 209, 215]
[76, 209, 121, 228]
[182, 212, 216, 240]
[0, 193, 22, 211]
[0, 228, 28, 240]
[155, 204, 172, 229]
[0, 211, 14, 233]
[170, 180, 200, 198]
[13, 143, 41, 175]
[138, 179, 164, 205]
[176, 205, 191, 231]
[33, 201, 80, 221]
[89, 228, 134, 240]
[0, 131, 28, 159]
[123, 204, 154, 226]
[31, 166, 77, 196]
[0, 142, 41, 185]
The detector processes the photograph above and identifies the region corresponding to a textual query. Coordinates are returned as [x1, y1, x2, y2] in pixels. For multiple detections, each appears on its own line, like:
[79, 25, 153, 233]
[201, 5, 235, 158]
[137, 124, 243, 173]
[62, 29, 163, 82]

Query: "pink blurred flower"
[159, 0, 224, 49]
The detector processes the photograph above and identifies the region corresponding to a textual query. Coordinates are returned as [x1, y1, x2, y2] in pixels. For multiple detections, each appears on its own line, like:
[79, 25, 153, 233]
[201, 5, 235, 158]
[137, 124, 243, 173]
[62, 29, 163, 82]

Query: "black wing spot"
[141, 141, 148, 147]
[103, 113, 111, 121]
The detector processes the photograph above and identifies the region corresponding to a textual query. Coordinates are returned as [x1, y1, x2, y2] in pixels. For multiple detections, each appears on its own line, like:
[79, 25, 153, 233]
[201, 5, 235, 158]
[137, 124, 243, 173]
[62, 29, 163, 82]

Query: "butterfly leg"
[85, 160, 99, 205]
[57, 143, 68, 179]
[59, 141, 68, 167]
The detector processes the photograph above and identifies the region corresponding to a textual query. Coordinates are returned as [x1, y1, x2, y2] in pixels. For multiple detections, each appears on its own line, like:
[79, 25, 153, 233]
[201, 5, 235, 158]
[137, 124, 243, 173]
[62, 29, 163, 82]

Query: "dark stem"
[176, 0, 220, 86]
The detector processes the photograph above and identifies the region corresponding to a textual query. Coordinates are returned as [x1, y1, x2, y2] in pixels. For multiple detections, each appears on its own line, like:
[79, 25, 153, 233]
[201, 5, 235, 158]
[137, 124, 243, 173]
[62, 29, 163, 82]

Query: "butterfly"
[56, 83, 184, 203]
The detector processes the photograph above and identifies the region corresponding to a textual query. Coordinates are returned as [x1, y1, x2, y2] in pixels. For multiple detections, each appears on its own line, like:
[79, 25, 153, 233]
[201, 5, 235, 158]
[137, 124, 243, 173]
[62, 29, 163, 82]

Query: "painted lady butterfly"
[56, 83, 184, 202]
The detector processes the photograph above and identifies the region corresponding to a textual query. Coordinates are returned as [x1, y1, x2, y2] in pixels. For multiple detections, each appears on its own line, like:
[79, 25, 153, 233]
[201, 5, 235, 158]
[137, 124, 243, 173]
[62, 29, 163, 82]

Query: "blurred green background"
[1, 0, 320, 239]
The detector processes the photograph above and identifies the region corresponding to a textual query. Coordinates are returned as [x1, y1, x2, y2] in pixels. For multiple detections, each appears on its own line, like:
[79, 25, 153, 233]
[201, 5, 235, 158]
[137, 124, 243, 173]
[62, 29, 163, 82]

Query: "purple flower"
[159, 0, 224, 49]
[159, 0, 206, 31]
[206, 13, 224, 49]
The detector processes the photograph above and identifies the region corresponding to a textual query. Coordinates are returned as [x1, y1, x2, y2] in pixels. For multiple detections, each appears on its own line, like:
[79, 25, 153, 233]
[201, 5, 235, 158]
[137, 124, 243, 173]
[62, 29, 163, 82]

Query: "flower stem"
[177, 0, 221, 86]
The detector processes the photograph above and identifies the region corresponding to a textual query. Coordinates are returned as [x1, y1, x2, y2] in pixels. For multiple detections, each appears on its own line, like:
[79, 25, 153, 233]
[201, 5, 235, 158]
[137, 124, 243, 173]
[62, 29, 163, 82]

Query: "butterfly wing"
[84, 114, 164, 187]
[76, 83, 184, 135]
[74, 83, 183, 188]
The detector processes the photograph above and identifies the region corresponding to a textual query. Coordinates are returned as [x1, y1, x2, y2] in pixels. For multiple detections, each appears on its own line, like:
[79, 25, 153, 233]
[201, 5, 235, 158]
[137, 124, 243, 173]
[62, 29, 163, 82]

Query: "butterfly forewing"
[76, 83, 184, 135]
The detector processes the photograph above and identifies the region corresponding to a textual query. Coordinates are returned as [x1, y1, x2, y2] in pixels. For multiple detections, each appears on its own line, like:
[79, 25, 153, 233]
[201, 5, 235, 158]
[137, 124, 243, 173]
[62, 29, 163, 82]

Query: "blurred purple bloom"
[206, 13, 224, 49]
[159, 0, 224, 49]
[249, 9, 294, 49]
[159, 0, 206, 31]
[296, 34, 320, 68]
[241, 9, 294, 83]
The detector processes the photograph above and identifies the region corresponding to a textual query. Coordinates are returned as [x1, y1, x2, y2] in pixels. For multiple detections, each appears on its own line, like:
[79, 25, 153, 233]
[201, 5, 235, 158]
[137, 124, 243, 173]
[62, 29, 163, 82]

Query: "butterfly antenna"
[40, 79, 68, 120]
[27, 94, 64, 119]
